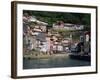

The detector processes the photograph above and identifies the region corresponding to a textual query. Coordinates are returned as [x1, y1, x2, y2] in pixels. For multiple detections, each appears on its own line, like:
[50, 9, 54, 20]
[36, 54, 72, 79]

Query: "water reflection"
[23, 57, 90, 69]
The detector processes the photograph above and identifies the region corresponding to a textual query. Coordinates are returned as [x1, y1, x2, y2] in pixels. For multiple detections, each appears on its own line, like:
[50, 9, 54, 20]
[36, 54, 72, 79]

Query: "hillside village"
[23, 13, 90, 57]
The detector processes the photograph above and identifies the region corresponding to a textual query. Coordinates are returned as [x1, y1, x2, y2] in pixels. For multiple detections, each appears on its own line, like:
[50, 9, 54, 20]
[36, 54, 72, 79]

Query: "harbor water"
[23, 56, 90, 69]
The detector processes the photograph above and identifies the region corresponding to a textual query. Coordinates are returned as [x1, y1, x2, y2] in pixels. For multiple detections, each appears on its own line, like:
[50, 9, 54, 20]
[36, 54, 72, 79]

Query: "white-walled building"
[53, 23, 84, 30]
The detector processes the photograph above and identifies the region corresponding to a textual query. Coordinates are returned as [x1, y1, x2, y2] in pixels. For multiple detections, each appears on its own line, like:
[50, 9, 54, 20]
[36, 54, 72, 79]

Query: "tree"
[23, 10, 91, 26]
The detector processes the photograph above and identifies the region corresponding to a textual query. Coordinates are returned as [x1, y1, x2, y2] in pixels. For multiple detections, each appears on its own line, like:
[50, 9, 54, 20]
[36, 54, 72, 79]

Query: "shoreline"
[24, 53, 70, 59]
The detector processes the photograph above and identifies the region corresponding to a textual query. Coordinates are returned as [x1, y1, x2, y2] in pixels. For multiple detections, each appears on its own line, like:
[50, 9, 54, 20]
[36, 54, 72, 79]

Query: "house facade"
[53, 21, 84, 30]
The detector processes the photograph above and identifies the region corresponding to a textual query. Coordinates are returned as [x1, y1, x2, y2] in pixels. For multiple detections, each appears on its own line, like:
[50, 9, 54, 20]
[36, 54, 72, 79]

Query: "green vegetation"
[23, 10, 91, 26]
[50, 28, 81, 40]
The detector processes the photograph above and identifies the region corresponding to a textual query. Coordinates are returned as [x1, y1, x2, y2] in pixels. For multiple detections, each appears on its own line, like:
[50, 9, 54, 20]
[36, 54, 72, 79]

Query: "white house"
[53, 23, 84, 30]
[29, 16, 48, 32]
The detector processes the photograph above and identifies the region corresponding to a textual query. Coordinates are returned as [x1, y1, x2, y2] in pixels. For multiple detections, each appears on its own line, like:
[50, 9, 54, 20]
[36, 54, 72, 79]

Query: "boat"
[69, 54, 90, 61]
